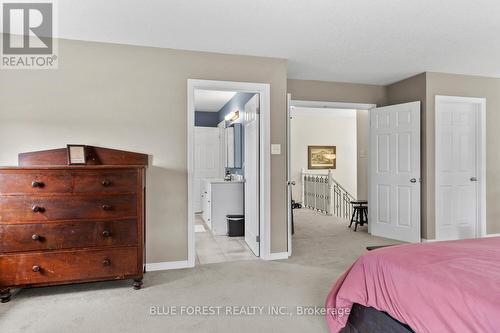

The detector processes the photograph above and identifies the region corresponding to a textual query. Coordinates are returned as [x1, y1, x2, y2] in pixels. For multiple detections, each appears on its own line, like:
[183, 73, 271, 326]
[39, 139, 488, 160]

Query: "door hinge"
[256, 235, 260, 243]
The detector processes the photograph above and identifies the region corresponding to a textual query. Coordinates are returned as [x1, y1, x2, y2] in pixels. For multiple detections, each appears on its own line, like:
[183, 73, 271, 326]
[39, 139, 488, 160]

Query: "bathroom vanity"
[201, 179, 244, 236]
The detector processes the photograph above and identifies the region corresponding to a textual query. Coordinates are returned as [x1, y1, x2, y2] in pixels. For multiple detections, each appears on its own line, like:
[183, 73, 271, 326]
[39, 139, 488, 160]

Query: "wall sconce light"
[224, 110, 240, 122]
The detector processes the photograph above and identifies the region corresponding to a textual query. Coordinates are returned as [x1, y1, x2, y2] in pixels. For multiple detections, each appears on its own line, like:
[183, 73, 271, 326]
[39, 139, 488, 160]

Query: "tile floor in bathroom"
[195, 214, 257, 265]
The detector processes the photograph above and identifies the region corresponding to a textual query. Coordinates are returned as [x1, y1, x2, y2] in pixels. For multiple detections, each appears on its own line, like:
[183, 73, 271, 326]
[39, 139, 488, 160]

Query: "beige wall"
[290, 110, 358, 199]
[426, 72, 500, 237]
[287, 79, 387, 105]
[287, 79, 387, 202]
[2, 38, 497, 258]
[386, 73, 428, 237]
[0, 38, 289, 262]
[388, 72, 500, 238]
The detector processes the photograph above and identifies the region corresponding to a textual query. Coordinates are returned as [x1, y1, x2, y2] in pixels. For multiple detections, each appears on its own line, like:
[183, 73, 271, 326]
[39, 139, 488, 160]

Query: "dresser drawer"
[0, 247, 139, 287]
[0, 219, 137, 253]
[0, 171, 72, 195]
[0, 195, 137, 222]
[73, 170, 137, 194]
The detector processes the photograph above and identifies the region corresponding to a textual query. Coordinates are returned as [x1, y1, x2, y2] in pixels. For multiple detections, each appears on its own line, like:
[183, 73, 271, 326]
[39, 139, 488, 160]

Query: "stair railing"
[301, 169, 355, 219]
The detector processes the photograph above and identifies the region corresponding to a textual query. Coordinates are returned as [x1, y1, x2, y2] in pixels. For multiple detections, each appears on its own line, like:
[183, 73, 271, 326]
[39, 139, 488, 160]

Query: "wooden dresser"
[0, 146, 147, 303]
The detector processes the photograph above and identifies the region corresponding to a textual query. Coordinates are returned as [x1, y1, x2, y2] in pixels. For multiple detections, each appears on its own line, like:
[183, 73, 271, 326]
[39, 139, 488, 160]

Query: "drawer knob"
[32, 265, 40, 272]
[32, 234, 41, 241]
[101, 179, 112, 187]
[101, 204, 113, 211]
[31, 181, 45, 188]
[102, 258, 111, 266]
[102, 230, 111, 237]
[32, 205, 45, 213]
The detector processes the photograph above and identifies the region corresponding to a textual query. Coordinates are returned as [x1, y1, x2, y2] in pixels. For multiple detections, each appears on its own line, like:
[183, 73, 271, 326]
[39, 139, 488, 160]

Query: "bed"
[325, 237, 500, 333]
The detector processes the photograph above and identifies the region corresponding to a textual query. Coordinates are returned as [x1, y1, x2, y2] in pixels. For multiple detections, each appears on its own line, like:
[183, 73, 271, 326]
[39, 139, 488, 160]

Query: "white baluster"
[327, 170, 333, 215]
[301, 168, 305, 206]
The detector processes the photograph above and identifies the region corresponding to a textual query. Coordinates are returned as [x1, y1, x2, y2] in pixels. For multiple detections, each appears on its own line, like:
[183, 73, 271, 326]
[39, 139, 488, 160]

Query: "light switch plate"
[271, 144, 281, 155]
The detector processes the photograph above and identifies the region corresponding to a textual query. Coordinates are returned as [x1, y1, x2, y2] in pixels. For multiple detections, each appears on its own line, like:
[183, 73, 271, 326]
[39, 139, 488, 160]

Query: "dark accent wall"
[195, 92, 256, 127]
[218, 92, 256, 175]
[218, 92, 256, 122]
[194, 111, 219, 127]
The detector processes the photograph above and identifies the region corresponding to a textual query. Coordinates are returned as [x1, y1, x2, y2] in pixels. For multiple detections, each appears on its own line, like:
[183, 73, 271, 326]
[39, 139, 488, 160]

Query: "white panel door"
[369, 102, 421, 243]
[436, 98, 480, 240]
[194, 127, 220, 213]
[244, 94, 260, 256]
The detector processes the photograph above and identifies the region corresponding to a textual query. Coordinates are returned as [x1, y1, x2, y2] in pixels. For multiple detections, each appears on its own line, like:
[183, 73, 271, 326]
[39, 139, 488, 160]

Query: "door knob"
[410, 178, 417, 183]
[288, 181, 296, 186]
[470, 177, 478, 182]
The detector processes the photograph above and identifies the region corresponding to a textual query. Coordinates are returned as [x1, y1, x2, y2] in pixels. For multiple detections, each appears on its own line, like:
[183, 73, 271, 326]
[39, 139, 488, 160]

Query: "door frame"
[286, 94, 292, 256]
[187, 79, 271, 266]
[435, 95, 487, 239]
[287, 99, 376, 255]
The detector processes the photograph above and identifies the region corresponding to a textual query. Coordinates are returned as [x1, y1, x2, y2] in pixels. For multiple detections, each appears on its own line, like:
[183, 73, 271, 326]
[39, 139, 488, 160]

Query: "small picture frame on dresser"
[67, 144, 87, 165]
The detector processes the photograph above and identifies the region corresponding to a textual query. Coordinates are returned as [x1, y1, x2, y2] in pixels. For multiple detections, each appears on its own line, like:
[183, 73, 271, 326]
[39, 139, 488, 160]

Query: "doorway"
[286, 99, 423, 249]
[187, 80, 271, 266]
[286, 99, 376, 255]
[435, 95, 486, 240]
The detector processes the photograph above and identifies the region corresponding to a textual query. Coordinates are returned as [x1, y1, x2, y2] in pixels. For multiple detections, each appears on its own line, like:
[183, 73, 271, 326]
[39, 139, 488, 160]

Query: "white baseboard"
[483, 233, 500, 238]
[145, 260, 192, 272]
[422, 234, 500, 243]
[420, 238, 439, 243]
[263, 252, 289, 261]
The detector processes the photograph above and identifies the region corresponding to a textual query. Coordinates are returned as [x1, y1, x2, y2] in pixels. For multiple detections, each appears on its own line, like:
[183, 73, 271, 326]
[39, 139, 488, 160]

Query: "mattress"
[325, 237, 500, 332]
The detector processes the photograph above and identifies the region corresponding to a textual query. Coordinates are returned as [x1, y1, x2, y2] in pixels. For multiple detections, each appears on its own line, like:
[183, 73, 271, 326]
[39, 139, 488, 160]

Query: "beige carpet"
[0, 209, 398, 333]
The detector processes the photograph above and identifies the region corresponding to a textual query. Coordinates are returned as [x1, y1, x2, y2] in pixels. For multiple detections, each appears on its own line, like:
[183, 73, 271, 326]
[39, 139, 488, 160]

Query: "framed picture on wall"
[308, 146, 336, 169]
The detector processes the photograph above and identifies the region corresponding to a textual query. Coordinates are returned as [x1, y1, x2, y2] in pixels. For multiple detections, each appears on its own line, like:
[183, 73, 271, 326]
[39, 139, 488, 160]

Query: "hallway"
[287, 208, 401, 269]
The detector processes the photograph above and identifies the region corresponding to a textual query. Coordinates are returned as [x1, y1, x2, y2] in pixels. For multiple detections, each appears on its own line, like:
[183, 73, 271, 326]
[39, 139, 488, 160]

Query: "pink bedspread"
[325, 237, 500, 333]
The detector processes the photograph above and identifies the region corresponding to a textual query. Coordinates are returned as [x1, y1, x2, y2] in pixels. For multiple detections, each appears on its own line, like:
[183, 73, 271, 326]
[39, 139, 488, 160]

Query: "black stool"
[349, 200, 368, 232]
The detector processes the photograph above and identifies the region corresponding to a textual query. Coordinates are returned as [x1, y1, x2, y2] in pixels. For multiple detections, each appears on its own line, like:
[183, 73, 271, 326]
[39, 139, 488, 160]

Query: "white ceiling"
[49, 0, 500, 84]
[194, 90, 236, 112]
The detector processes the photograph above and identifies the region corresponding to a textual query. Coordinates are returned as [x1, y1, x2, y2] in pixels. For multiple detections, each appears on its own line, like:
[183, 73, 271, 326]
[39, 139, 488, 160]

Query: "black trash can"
[227, 215, 245, 237]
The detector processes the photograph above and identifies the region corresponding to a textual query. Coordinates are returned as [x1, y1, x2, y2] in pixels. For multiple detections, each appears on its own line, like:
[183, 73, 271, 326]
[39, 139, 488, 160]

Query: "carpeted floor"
[0, 209, 398, 333]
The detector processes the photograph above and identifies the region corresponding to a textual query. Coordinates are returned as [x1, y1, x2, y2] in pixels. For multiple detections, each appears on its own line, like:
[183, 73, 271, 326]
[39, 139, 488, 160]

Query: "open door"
[244, 94, 260, 256]
[286, 93, 293, 255]
[369, 101, 421, 243]
[194, 127, 220, 213]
